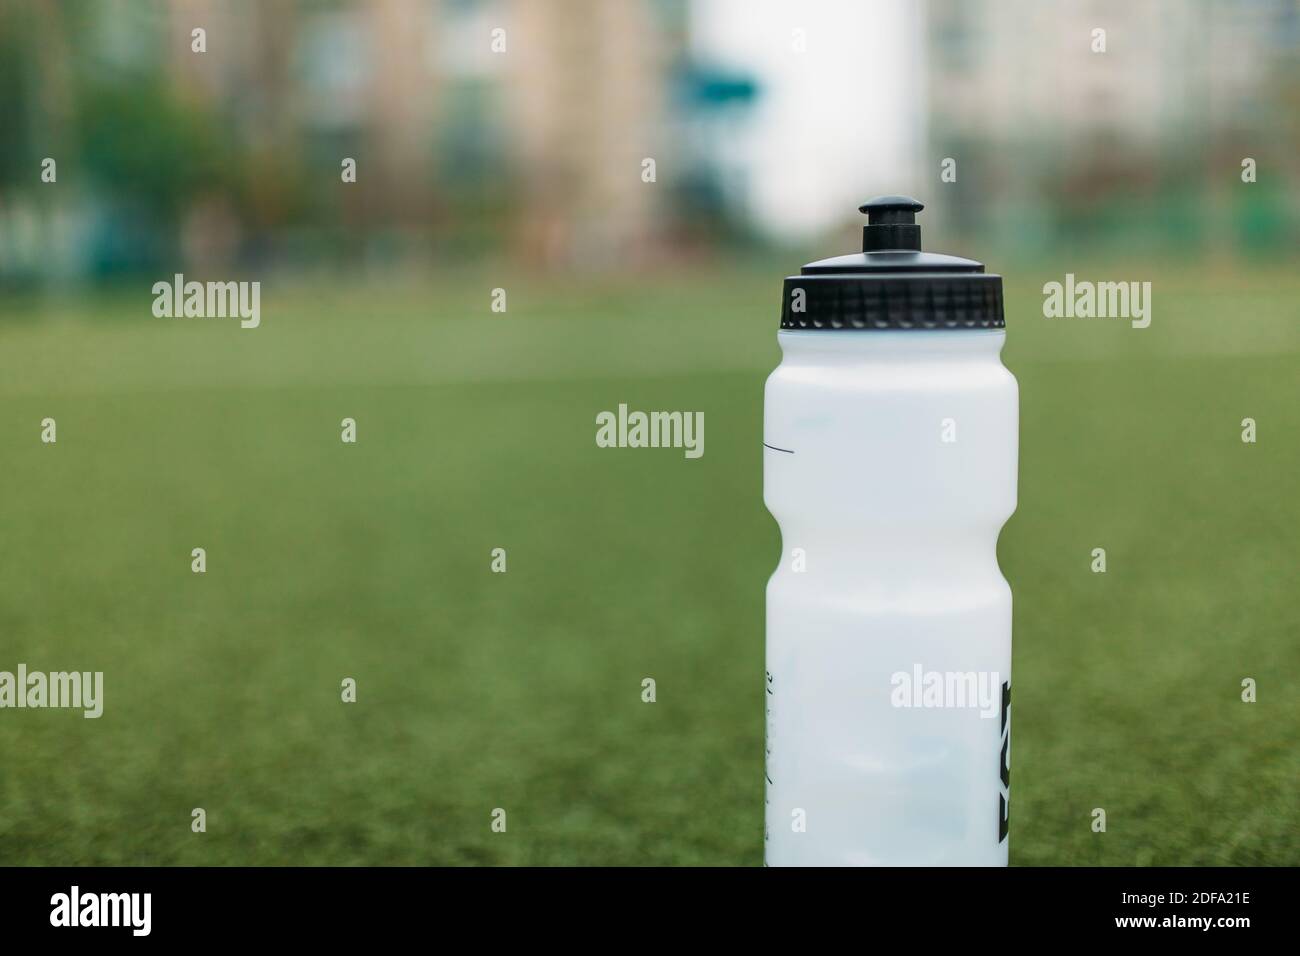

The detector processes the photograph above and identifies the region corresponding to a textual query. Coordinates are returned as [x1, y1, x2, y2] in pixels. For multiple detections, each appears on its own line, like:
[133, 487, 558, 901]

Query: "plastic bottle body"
[763, 328, 1018, 866]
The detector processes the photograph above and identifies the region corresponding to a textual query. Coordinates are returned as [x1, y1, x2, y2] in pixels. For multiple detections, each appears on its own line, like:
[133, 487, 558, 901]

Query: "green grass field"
[1, 260, 1297, 865]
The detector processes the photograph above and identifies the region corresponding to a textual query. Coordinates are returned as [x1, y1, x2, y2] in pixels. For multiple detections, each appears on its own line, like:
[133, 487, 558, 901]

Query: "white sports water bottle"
[763, 196, 1018, 866]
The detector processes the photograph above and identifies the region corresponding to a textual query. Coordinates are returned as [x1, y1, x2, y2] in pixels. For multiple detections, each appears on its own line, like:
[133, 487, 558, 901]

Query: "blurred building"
[926, 0, 1300, 254]
[5, 0, 1293, 286]
[505, 0, 687, 265]
[0, 0, 731, 283]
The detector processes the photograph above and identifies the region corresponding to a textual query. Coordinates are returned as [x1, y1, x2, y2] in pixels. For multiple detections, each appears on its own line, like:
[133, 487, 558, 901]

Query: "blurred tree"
[75, 76, 235, 223]
[0, 5, 39, 188]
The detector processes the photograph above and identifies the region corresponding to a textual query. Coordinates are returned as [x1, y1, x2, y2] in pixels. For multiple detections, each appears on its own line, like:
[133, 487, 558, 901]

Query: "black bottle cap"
[859, 195, 923, 251]
[780, 196, 1004, 331]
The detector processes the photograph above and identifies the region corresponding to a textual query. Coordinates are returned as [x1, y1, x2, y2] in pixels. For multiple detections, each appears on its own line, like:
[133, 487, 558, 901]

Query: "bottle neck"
[777, 328, 1006, 363]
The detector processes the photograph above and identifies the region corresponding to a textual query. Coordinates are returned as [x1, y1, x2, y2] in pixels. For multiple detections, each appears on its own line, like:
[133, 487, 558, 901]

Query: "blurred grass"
[0, 260, 1297, 865]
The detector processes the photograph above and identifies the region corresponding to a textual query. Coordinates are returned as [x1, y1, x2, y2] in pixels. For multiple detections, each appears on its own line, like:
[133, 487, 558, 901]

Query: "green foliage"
[75, 76, 236, 221]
